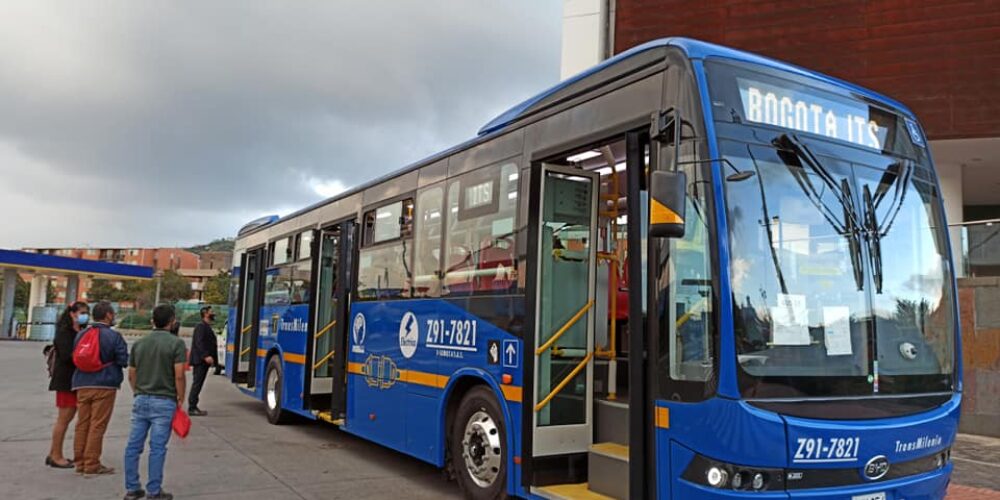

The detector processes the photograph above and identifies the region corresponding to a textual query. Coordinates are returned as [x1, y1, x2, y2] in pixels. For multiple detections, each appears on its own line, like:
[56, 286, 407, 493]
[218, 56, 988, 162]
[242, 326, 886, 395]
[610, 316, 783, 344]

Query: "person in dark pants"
[187, 306, 216, 416]
[46, 301, 89, 469]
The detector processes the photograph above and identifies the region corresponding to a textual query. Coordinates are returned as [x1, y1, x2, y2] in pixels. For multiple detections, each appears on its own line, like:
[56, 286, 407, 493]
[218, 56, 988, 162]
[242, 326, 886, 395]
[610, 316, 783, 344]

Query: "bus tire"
[264, 356, 290, 425]
[450, 386, 507, 500]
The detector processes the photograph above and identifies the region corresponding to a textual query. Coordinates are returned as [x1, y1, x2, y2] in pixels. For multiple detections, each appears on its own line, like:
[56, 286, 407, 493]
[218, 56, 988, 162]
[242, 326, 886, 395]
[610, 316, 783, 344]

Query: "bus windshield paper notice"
[823, 306, 852, 356]
[771, 294, 810, 346]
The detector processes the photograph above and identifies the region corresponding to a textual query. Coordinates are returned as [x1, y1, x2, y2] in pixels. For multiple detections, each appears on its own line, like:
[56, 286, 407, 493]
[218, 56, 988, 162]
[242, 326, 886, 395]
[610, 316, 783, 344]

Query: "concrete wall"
[958, 277, 1000, 437]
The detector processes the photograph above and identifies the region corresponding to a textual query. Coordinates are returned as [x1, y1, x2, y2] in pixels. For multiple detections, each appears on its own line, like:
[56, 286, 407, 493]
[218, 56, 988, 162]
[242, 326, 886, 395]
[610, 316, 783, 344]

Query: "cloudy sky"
[0, 2, 562, 248]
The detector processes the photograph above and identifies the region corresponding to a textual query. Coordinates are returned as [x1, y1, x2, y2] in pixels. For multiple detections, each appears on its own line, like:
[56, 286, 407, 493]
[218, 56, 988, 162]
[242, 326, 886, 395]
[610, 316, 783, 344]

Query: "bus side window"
[443, 163, 518, 296]
[357, 198, 415, 300]
[414, 186, 444, 298]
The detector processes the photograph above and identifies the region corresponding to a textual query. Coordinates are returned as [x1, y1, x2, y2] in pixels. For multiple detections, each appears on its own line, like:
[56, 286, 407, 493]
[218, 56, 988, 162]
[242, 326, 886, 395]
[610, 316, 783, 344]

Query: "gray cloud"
[0, 1, 561, 247]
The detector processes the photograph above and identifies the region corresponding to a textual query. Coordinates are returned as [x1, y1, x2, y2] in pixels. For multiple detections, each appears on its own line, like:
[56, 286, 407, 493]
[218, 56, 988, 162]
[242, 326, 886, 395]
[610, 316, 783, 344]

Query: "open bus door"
[525, 131, 652, 499]
[306, 219, 356, 421]
[234, 246, 265, 387]
[529, 164, 599, 466]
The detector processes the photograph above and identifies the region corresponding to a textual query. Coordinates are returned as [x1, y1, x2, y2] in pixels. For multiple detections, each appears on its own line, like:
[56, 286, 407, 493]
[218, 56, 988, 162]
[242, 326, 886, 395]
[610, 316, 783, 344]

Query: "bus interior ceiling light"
[566, 150, 602, 163]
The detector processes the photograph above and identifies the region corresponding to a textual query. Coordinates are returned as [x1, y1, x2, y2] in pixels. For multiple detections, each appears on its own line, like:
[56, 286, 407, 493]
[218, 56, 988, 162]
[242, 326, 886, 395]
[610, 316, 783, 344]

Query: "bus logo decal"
[399, 312, 419, 359]
[862, 455, 890, 480]
[352, 313, 366, 354]
[362, 354, 399, 390]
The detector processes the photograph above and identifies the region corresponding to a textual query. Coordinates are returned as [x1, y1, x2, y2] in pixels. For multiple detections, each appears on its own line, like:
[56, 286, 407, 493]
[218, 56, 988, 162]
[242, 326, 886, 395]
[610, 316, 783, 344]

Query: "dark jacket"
[48, 323, 78, 392]
[189, 322, 217, 366]
[70, 323, 128, 390]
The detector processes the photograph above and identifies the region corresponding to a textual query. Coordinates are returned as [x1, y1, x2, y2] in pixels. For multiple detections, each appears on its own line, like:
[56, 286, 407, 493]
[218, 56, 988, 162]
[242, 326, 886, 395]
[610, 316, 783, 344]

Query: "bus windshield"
[705, 59, 956, 399]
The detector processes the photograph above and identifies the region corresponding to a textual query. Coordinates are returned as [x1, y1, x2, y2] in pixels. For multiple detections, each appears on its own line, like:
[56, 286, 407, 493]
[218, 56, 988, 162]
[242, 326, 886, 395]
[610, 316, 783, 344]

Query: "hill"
[187, 238, 235, 255]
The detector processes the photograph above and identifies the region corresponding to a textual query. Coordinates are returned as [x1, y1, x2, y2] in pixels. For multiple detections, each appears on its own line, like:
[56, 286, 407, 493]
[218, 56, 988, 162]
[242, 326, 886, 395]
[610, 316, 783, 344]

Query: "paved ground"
[0, 340, 459, 500]
[0, 339, 997, 499]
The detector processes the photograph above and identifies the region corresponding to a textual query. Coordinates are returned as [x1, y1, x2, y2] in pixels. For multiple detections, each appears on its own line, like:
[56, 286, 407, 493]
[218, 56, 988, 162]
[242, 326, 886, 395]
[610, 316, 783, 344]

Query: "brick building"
[199, 250, 233, 272]
[23, 247, 200, 302]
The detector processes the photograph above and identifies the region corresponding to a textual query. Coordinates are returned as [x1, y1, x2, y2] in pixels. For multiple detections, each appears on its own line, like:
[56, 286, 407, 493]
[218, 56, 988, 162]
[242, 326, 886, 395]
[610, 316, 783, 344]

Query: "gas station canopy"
[0, 248, 154, 338]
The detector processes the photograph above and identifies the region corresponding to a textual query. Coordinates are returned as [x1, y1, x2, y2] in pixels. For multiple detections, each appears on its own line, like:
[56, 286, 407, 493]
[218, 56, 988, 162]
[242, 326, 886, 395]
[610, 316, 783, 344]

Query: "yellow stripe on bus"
[283, 352, 306, 365]
[655, 406, 670, 429]
[346, 362, 522, 402]
[256, 349, 267, 358]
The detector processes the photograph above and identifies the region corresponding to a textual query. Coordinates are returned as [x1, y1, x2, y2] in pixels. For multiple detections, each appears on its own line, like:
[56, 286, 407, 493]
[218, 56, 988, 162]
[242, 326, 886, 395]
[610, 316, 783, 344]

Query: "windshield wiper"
[772, 134, 867, 291]
[746, 145, 789, 295]
[863, 161, 912, 294]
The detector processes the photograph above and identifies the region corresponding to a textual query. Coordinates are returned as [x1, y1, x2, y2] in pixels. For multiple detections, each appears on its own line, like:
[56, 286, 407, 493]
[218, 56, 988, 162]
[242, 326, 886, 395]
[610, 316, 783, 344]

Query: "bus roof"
[239, 37, 916, 239]
[479, 37, 915, 136]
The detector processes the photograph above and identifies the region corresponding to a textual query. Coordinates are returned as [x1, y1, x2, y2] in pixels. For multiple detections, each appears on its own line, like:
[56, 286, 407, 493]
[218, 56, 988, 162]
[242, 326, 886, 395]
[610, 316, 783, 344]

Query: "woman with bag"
[46, 301, 89, 469]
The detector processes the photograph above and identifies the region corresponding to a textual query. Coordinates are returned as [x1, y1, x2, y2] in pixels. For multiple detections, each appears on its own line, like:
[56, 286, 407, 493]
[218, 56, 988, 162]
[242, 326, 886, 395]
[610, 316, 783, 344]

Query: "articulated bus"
[227, 38, 960, 499]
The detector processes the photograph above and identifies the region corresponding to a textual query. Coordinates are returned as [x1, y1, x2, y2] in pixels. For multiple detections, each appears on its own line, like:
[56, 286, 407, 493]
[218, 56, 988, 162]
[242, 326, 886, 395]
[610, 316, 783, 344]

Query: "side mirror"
[649, 170, 687, 239]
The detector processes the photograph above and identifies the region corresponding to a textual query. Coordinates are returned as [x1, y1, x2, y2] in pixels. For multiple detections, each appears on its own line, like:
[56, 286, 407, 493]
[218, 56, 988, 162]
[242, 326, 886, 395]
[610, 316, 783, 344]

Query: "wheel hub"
[462, 410, 502, 488]
[266, 369, 278, 410]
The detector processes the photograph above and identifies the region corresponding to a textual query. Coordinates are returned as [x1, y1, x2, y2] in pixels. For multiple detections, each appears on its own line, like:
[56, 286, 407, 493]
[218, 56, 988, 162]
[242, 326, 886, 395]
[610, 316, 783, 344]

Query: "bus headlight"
[706, 466, 728, 487]
[682, 453, 784, 491]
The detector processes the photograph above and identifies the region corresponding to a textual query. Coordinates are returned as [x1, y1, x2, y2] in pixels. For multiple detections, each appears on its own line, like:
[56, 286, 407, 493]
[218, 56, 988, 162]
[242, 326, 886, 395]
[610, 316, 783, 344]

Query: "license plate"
[852, 493, 886, 500]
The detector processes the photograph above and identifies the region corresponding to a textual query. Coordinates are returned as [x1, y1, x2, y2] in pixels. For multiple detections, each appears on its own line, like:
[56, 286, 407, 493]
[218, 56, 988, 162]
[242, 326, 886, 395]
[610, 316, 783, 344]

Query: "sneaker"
[188, 408, 208, 416]
[123, 489, 146, 500]
[148, 492, 173, 500]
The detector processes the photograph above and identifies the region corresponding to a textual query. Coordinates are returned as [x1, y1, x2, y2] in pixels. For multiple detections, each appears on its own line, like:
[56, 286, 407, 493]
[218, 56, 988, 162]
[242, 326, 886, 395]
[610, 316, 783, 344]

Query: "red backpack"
[72, 327, 108, 373]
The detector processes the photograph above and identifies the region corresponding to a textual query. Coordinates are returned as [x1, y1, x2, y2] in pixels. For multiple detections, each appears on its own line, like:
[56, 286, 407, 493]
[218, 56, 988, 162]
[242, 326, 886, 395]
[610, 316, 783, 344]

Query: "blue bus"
[226, 38, 960, 499]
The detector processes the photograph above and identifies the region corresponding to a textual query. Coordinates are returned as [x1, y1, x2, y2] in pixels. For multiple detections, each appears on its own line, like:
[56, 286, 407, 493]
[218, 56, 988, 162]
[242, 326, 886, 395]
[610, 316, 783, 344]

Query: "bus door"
[531, 165, 598, 457]
[235, 246, 265, 387]
[308, 220, 356, 419]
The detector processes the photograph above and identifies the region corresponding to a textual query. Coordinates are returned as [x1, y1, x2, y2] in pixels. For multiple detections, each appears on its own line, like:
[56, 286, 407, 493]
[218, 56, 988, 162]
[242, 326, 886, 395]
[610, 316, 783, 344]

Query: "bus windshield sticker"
[904, 117, 925, 147]
[737, 77, 889, 151]
[823, 306, 853, 356]
[770, 293, 810, 346]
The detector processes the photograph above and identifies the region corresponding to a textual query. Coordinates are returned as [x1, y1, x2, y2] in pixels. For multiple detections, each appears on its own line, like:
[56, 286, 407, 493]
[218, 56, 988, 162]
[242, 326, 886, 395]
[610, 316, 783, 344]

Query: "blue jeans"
[124, 395, 176, 495]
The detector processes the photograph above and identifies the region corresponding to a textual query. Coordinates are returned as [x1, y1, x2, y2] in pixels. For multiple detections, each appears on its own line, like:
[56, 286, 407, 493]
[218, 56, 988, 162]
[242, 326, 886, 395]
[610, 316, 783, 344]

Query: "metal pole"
[1, 269, 17, 338]
[154, 275, 162, 305]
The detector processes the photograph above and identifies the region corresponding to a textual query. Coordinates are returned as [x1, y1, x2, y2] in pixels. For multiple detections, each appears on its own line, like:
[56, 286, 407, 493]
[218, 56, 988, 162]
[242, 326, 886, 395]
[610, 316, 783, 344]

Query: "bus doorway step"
[315, 410, 344, 426]
[535, 482, 614, 500]
[588, 442, 629, 499]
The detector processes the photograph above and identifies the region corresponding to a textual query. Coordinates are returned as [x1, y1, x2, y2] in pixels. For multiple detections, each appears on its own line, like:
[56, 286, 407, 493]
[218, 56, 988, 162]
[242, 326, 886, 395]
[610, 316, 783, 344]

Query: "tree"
[87, 279, 120, 302]
[120, 279, 155, 309]
[202, 271, 232, 305]
[158, 269, 193, 303]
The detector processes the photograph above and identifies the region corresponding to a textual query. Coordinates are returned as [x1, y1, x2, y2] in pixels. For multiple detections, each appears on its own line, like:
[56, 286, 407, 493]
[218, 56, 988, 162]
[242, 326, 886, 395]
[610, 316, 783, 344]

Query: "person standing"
[187, 306, 216, 416]
[123, 304, 186, 500]
[72, 301, 128, 475]
[46, 301, 89, 469]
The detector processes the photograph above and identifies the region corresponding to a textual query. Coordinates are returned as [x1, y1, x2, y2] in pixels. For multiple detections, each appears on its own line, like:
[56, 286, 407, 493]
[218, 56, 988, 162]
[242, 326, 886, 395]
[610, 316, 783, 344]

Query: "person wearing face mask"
[187, 306, 217, 416]
[46, 301, 90, 469]
[71, 300, 129, 475]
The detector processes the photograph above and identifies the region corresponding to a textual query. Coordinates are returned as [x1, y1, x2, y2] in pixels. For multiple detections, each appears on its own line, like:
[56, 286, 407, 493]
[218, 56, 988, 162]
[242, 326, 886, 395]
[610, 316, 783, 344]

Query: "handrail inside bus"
[239, 346, 251, 357]
[534, 351, 594, 413]
[314, 320, 336, 340]
[535, 301, 594, 356]
[241, 324, 252, 334]
[313, 350, 335, 371]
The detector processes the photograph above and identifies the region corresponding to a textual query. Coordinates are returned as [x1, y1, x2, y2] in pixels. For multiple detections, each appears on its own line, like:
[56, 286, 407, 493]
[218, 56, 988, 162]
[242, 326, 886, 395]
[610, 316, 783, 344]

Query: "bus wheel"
[264, 356, 289, 425]
[450, 386, 507, 499]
